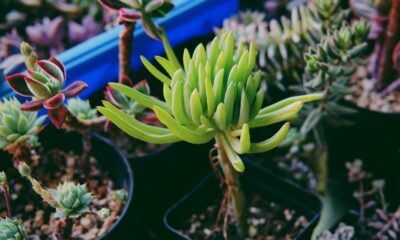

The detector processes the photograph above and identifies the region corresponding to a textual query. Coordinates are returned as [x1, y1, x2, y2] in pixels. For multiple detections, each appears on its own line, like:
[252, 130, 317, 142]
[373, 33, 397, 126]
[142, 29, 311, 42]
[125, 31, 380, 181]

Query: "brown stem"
[54, 217, 73, 240]
[1, 186, 11, 218]
[215, 134, 248, 238]
[376, 0, 400, 88]
[119, 22, 135, 83]
[63, 109, 106, 133]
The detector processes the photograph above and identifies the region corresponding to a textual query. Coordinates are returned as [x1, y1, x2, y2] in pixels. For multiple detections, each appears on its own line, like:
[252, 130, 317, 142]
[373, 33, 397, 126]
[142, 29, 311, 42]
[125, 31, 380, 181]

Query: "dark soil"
[180, 193, 309, 240]
[0, 148, 125, 240]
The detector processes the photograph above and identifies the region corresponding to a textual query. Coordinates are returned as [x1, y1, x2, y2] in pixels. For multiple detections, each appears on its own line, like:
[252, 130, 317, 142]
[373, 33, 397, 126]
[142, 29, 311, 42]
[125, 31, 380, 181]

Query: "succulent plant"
[0, 172, 7, 186]
[0, 97, 46, 151]
[99, 0, 174, 39]
[97, 208, 111, 219]
[68, 15, 102, 44]
[67, 98, 98, 120]
[98, 31, 323, 236]
[104, 78, 157, 129]
[6, 43, 88, 128]
[317, 223, 355, 240]
[114, 189, 128, 203]
[26, 17, 65, 56]
[0, 218, 27, 240]
[49, 182, 93, 218]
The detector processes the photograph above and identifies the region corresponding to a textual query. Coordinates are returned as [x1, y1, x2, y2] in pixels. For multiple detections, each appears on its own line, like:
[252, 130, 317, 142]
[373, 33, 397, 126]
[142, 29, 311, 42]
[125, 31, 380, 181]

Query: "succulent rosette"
[0, 218, 27, 240]
[49, 182, 93, 219]
[67, 98, 98, 120]
[6, 56, 88, 128]
[98, 0, 174, 39]
[0, 97, 46, 151]
[98, 31, 324, 172]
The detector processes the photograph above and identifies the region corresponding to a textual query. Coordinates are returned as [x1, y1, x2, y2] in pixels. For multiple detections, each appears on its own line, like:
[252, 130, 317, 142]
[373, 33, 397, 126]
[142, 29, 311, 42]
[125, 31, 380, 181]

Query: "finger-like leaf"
[214, 103, 227, 130]
[218, 134, 245, 172]
[249, 122, 291, 153]
[259, 93, 324, 115]
[140, 56, 171, 85]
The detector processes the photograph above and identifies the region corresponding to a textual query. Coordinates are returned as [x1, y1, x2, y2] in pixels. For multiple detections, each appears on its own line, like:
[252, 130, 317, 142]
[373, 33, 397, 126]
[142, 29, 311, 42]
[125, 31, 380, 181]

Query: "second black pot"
[163, 159, 322, 240]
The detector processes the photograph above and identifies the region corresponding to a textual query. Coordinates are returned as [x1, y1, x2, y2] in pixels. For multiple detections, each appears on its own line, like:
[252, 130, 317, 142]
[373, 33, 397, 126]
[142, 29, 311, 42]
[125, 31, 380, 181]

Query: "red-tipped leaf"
[63, 81, 88, 98]
[37, 60, 65, 86]
[118, 8, 142, 24]
[134, 79, 150, 95]
[48, 105, 67, 129]
[24, 75, 52, 98]
[43, 93, 65, 110]
[98, 0, 126, 10]
[5, 74, 33, 97]
[20, 100, 44, 111]
[50, 56, 66, 80]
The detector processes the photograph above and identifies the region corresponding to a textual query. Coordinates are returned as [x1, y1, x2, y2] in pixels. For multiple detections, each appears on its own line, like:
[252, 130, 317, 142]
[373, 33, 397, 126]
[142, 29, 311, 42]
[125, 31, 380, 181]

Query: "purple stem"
[381, 78, 400, 97]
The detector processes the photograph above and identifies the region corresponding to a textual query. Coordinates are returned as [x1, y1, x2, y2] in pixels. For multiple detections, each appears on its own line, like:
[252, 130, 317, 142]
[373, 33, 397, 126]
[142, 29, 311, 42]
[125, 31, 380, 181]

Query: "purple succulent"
[68, 15, 102, 43]
[26, 17, 65, 56]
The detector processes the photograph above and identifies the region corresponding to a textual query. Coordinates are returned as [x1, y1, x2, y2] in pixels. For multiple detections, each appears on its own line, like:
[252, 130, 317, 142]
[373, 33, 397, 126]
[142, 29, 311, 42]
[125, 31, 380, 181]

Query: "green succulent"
[98, 31, 323, 172]
[97, 208, 111, 219]
[0, 97, 46, 151]
[114, 189, 128, 203]
[217, 0, 350, 89]
[67, 98, 98, 120]
[0, 218, 27, 240]
[49, 182, 93, 218]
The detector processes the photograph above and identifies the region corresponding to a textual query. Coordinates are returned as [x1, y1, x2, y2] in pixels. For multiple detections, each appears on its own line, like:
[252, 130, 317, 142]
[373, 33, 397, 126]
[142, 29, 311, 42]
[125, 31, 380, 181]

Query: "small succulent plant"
[6, 43, 88, 128]
[317, 223, 355, 240]
[67, 98, 98, 120]
[49, 182, 93, 219]
[114, 189, 128, 203]
[98, 31, 323, 236]
[97, 208, 111, 219]
[0, 218, 27, 240]
[26, 17, 65, 56]
[0, 97, 46, 151]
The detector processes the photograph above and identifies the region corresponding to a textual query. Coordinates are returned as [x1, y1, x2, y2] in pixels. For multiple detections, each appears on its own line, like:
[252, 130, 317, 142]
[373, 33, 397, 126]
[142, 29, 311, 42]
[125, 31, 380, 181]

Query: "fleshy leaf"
[43, 93, 65, 110]
[63, 81, 88, 98]
[48, 105, 67, 129]
[5, 74, 33, 97]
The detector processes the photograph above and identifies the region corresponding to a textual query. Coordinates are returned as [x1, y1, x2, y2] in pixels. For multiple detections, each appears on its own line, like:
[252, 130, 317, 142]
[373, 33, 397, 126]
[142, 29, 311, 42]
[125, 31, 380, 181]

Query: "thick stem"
[63, 110, 106, 133]
[215, 134, 248, 237]
[312, 125, 328, 194]
[54, 217, 73, 240]
[376, 0, 400, 88]
[1, 186, 11, 218]
[119, 22, 135, 83]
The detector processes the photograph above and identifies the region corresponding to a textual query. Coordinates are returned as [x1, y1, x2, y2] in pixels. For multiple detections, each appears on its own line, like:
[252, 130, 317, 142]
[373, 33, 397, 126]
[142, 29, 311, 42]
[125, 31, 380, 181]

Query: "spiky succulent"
[0, 97, 46, 151]
[217, 0, 350, 89]
[98, 0, 174, 39]
[5, 43, 88, 128]
[0, 218, 27, 240]
[49, 182, 93, 218]
[98, 31, 323, 172]
[67, 98, 98, 120]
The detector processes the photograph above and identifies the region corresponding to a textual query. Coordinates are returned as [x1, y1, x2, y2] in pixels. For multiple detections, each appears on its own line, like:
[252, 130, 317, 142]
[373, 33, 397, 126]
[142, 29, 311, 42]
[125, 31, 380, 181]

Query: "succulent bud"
[0, 98, 45, 151]
[20, 42, 37, 70]
[97, 208, 111, 219]
[67, 98, 97, 120]
[17, 162, 31, 178]
[352, 20, 371, 44]
[334, 26, 352, 51]
[0, 218, 27, 240]
[0, 172, 7, 186]
[49, 182, 93, 218]
[114, 189, 128, 203]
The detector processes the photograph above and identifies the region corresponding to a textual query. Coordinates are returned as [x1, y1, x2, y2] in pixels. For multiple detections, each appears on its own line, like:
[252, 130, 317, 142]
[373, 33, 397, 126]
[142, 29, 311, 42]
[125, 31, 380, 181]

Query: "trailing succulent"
[0, 218, 27, 240]
[0, 97, 46, 151]
[98, 31, 324, 172]
[6, 43, 88, 128]
[217, 0, 351, 89]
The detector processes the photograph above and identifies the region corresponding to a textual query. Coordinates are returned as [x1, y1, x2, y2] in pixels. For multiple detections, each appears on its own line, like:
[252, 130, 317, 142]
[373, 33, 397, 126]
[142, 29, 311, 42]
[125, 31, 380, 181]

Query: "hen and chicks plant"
[98, 31, 323, 236]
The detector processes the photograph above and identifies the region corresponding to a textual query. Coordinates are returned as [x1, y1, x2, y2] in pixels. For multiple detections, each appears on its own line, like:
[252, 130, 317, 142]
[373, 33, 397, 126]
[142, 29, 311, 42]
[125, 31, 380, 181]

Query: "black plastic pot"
[326, 101, 400, 204]
[0, 126, 137, 239]
[163, 159, 322, 240]
[129, 142, 214, 238]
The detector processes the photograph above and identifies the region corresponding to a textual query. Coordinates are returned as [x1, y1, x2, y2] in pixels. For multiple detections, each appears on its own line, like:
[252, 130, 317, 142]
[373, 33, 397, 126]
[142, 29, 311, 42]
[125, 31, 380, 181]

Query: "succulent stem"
[0, 186, 11, 218]
[312, 125, 328, 194]
[54, 217, 73, 240]
[63, 109, 106, 133]
[215, 134, 248, 237]
[119, 22, 135, 83]
[376, 0, 400, 88]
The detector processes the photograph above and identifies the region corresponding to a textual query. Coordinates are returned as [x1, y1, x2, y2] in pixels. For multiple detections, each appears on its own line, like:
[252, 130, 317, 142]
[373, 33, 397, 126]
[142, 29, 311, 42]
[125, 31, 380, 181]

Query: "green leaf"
[237, 90, 250, 127]
[249, 122, 291, 153]
[140, 56, 171, 85]
[172, 82, 192, 124]
[249, 101, 304, 128]
[300, 108, 322, 135]
[259, 93, 324, 115]
[109, 83, 171, 113]
[205, 77, 216, 118]
[153, 106, 215, 144]
[214, 103, 227, 130]
[155, 56, 179, 77]
[218, 134, 245, 172]
[190, 90, 203, 125]
[224, 82, 236, 123]
[160, 29, 181, 69]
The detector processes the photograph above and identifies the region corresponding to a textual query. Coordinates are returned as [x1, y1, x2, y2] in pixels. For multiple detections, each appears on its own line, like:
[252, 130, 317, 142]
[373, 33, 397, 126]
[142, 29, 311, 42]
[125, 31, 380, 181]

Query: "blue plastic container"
[0, 0, 239, 99]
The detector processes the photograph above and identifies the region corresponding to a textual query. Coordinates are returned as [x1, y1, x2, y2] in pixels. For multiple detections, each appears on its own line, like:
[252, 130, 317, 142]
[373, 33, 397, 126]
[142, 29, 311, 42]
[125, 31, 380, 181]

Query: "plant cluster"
[98, 31, 323, 237]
